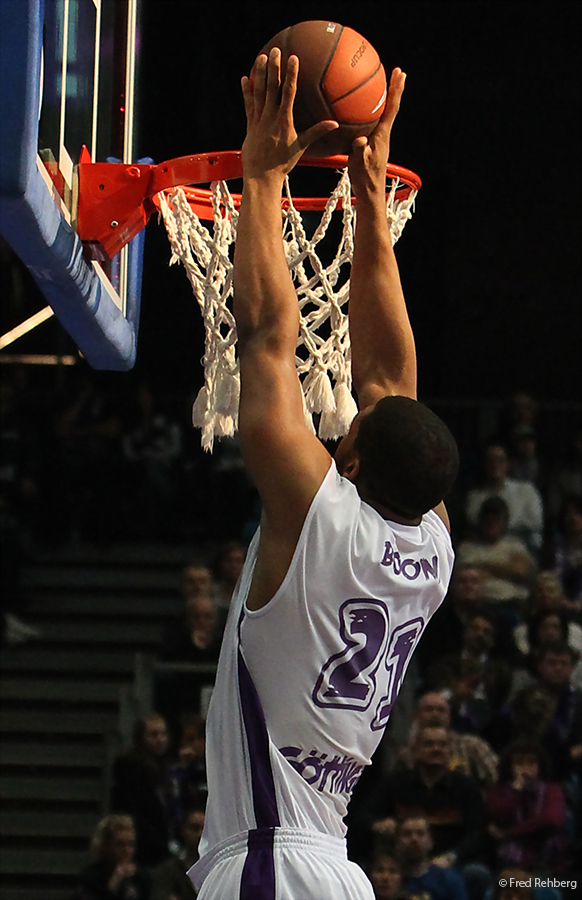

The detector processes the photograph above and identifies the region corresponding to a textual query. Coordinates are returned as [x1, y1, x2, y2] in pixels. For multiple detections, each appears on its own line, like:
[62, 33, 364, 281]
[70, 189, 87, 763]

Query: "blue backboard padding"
[0, 165, 142, 369]
[0, 0, 142, 370]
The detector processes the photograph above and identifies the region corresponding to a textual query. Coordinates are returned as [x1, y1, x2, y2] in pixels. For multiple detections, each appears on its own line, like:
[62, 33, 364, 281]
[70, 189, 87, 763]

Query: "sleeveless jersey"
[190, 460, 454, 889]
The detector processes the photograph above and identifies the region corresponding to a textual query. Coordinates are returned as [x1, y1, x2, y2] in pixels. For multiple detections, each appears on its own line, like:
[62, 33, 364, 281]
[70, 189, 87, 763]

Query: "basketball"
[259, 21, 387, 157]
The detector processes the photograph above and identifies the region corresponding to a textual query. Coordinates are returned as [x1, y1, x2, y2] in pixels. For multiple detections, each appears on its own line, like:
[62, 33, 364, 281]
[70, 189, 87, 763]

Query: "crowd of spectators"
[1, 363, 581, 899]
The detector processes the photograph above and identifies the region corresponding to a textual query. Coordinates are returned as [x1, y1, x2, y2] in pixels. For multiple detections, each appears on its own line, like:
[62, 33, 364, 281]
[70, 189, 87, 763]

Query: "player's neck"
[353, 475, 422, 525]
[362, 490, 422, 526]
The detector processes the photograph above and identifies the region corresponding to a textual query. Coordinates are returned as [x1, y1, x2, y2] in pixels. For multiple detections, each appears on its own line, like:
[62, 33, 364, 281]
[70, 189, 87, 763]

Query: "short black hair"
[354, 396, 459, 518]
[395, 814, 432, 839]
[478, 496, 510, 519]
[528, 610, 569, 651]
[498, 739, 552, 782]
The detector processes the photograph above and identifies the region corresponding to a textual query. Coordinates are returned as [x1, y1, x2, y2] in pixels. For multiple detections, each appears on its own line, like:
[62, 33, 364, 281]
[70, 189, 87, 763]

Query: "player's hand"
[241, 48, 338, 182]
[348, 67, 406, 201]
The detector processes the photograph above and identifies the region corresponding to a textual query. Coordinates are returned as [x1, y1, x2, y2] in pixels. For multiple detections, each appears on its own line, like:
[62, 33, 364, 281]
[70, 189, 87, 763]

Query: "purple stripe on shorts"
[237, 649, 281, 829]
[240, 827, 276, 900]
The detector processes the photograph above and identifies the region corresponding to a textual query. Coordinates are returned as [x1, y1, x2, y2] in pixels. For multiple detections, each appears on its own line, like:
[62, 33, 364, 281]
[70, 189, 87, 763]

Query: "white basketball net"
[158, 168, 416, 451]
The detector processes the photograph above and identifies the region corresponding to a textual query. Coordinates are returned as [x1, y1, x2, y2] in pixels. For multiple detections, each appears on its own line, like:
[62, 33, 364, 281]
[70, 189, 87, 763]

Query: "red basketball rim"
[151, 150, 421, 221]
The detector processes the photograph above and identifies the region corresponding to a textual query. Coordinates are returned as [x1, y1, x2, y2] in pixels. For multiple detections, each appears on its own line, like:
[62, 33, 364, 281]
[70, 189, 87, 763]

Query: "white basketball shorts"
[194, 827, 375, 900]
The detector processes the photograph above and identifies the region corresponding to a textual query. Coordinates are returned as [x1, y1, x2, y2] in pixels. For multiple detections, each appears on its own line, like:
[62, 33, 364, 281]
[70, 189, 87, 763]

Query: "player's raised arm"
[233, 50, 338, 601]
[347, 68, 417, 407]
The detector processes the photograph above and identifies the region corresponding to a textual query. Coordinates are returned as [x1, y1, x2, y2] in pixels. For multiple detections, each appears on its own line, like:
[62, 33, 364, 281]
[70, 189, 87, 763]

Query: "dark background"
[133, 0, 581, 403]
[2, 1, 579, 405]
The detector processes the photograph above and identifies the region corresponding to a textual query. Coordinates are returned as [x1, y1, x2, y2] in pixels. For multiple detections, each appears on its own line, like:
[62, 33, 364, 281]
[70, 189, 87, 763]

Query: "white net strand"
[158, 169, 416, 451]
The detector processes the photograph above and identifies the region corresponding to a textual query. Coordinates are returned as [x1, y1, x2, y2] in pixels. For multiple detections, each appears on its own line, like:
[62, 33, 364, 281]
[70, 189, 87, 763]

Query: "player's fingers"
[265, 48, 282, 112]
[281, 55, 299, 117]
[241, 76, 254, 122]
[377, 68, 406, 136]
[298, 120, 339, 152]
[348, 136, 368, 167]
[252, 54, 268, 116]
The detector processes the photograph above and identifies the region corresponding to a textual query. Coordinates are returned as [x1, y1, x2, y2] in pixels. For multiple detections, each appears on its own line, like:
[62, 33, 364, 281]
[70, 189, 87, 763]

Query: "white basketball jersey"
[190, 460, 454, 888]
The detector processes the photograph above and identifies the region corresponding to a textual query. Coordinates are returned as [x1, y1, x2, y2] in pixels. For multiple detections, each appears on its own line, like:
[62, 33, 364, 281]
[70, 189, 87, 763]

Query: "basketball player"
[188, 51, 459, 900]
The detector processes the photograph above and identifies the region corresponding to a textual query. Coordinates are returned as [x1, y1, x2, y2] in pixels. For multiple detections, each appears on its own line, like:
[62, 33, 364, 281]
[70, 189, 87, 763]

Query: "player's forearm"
[233, 178, 299, 355]
[349, 196, 417, 402]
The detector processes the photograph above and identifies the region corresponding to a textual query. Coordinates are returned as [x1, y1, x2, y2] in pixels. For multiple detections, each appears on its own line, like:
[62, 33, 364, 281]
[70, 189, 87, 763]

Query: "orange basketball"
[259, 21, 387, 157]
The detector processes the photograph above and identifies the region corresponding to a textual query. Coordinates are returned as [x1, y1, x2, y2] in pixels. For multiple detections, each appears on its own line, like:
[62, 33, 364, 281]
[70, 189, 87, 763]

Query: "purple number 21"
[313, 599, 424, 731]
[371, 618, 424, 731]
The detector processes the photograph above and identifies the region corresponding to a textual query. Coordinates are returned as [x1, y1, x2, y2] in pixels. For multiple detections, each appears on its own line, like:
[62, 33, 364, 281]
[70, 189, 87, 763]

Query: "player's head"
[336, 396, 458, 518]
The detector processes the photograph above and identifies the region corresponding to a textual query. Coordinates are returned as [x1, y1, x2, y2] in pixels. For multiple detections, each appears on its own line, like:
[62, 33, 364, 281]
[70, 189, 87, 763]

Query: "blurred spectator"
[428, 613, 512, 734]
[394, 691, 499, 787]
[367, 853, 411, 900]
[487, 684, 555, 756]
[457, 498, 536, 625]
[489, 646, 582, 780]
[53, 373, 125, 544]
[547, 498, 582, 607]
[500, 393, 539, 445]
[73, 814, 152, 900]
[418, 565, 486, 673]
[167, 714, 208, 844]
[508, 429, 542, 490]
[545, 426, 582, 524]
[122, 385, 185, 541]
[180, 562, 214, 603]
[151, 807, 204, 900]
[372, 725, 487, 868]
[111, 713, 173, 867]
[161, 595, 224, 664]
[158, 598, 223, 730]
[534, 644, 582, 779]
[513, 610, 582, 665]
[465, 443, 544, 553]
[527, 571, 580, 621]
[486, 741, 568, 874]
[204, 435, 257, 539]
[212, 541, 246, 610]
[395, 815, 468, 900]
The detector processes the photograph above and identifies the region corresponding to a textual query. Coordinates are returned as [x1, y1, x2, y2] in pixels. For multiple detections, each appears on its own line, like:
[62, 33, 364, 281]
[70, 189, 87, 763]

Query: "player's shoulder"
[310, 459, 364, 522]
[421, 508, 453, 544]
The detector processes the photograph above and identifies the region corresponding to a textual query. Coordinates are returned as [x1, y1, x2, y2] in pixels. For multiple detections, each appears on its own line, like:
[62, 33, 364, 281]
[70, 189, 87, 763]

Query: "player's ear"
[342, 457, 360, 482]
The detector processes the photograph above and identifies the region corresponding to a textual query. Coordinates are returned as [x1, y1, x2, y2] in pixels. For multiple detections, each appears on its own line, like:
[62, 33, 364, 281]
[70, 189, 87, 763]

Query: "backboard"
[0, 0, 145, 369]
